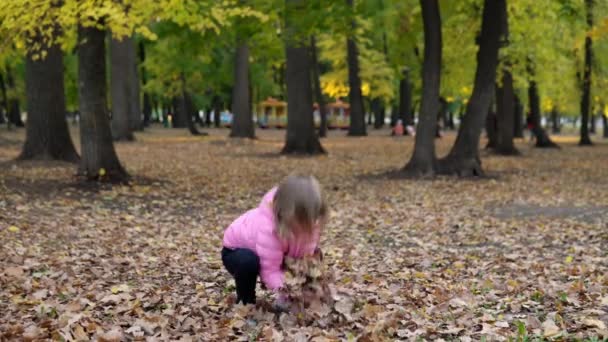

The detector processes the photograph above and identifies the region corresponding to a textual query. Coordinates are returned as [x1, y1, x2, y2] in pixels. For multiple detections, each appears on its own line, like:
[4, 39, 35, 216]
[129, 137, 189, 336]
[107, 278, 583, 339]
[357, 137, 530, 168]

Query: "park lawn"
[1, 127, 607, 340]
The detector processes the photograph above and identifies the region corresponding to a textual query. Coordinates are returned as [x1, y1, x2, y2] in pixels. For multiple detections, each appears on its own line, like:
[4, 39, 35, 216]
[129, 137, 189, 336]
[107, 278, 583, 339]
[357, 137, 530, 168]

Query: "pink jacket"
[222, 187, 320, 290]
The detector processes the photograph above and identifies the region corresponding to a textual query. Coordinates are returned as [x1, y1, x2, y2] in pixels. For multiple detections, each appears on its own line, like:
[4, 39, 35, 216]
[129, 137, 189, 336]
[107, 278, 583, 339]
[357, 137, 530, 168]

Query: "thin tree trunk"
[551, 107, 561, 134]
[346, 0, 366, 136]
[5, 67, 24, 128]
[310, 36, 328, 138]
[602, 108, 608, 138]
[230, 43, 255, 138]
[579, 0, 593, 145]
[128, 38, 142, 131]
[0, 73, 7, 124]
[181, 91, 202, 136]
[19, 32, 79, 162]
[590, 114, 596, 134]
[78, 25, 129, 182]
[171, 95, 187, 128]
[213, 95, 222, 128]
[399, 68, 413, 127]
[139, 41, 152, 127]
[437, 0, 504, 176]
[110, 36, 135, 141]
[495, 68, 519, 155]
[528, 78, 559, 148]
[514, 95, 524, 138]
[371, 97, 385, 129]
[403, 0, 441, 176]
[282, 0, 324, 154]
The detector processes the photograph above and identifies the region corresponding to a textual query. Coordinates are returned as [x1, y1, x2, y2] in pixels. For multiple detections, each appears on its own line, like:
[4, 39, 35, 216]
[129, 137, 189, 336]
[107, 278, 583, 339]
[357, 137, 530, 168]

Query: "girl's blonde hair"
[273, 174, 327, 238]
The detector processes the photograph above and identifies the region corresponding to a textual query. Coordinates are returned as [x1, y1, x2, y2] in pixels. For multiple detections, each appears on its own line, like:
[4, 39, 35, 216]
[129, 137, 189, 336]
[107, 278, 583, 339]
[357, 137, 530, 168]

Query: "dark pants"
[221, 247, 260, 304]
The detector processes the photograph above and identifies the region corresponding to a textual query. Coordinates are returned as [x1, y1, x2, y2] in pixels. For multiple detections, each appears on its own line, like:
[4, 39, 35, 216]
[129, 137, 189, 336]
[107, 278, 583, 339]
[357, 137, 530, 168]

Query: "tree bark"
[494, 69, 519, 155]
[180, 91, 202, 136]
[128, 38, 142, 131]
[551, 107, 561, 134]
[528, 78, 559, 148]
[282, 0, 325, 154]
[139, 41, 152, 127]
[230, 43, 255, 138]
[403, 0, 441, 176]
[371, 97, 385, 129]
[514, 95, 524, 138]
[19, 33, 79, 162]
[399, 68, 413, 127]
[110, 36, 135, 141]
[0, 73, 7, 124]
[78, 25, 129, 182]
[171, 94, 187, 128]
[602, 109, 608, 138]
[346, 0, 366, 136]
[579, 0, 593, 145]
[485, 107, 498, 149]
[437, 0, 504, 176]
[213, 95, 222, 128]
[5, 67, 24, 128]
[310, 36, 328, 138]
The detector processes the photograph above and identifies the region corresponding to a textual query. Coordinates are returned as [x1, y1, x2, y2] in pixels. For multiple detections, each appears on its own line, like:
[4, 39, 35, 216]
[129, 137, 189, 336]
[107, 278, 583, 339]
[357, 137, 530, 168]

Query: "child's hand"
[272, 291, 290, 313]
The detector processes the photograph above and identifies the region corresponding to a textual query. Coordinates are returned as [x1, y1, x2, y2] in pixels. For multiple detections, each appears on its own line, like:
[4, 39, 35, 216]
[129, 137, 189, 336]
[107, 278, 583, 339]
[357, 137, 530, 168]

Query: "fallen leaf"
[542, 319, 561, 337]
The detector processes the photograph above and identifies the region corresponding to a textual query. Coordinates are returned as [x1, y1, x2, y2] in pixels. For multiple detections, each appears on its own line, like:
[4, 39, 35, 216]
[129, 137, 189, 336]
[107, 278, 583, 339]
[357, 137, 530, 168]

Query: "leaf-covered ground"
[1, 127, 607, 341]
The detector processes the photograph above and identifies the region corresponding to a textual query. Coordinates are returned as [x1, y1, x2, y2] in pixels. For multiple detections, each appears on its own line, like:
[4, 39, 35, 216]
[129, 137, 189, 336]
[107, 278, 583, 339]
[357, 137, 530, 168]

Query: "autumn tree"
[437, 0, 504, 176]
[0, 2, 78, 161]
[579, 0, 594, 145]
[282, 0, 325, 154]
[346, 0, 366, 137]
[402, 0, 441, 176]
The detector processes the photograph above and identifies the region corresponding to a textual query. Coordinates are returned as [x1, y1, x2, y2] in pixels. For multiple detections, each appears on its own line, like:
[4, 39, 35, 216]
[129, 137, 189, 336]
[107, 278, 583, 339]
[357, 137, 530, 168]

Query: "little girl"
[221, 175, 327, 306]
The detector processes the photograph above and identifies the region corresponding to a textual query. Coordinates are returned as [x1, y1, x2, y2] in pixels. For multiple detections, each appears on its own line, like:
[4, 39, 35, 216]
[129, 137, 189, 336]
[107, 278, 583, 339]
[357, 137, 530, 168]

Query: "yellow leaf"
[99, 168, 106, 177]
[565, 255, 573, 264]
[8, 226, 20, 233]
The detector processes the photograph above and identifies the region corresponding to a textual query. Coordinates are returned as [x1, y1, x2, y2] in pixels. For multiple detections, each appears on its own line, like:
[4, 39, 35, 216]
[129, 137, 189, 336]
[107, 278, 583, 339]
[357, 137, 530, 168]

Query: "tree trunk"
[205, 107, 212, 127]
[310, 36, 328, 138]
[127, 38, 142, 131]
[485, 108, 498, 149]
[78, 25, 129, 182]
[602, 109, 608, 138]
[528, 78, 559, 148]
[399, 68, 413, 127]
[495, 68, 519, 155]
[0, 73, 7, 124]
[110, 36, 135, 141]
[282, 0, 325, 154]
[230, 43, 255, 138]
[5, 67, 24, 128]
[139, 41, 152, 127]
[590, 114, 596, 134]
[437, 0, 504, 176]
[19, 33, 79, 162]
[171, 94, 187, 128]
[180, 91, 202, 136]
[372, 97, 385, 129]
[580, 0, 593, 145]
[514, 95, 524, 138]
[213, 95, 222, 128]
[551, 107, 561, 134]
[346, 0, 366, 136]
[403, 0, 441, 176]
